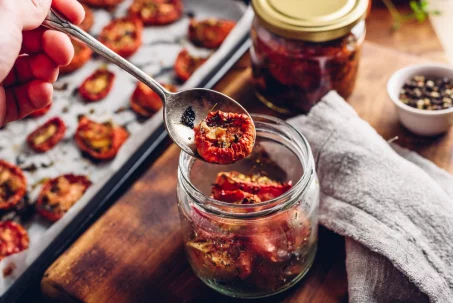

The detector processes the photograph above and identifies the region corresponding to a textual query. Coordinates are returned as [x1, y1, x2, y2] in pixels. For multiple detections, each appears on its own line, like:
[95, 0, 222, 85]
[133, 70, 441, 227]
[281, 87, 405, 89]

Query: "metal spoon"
[43, 9, 252, 160]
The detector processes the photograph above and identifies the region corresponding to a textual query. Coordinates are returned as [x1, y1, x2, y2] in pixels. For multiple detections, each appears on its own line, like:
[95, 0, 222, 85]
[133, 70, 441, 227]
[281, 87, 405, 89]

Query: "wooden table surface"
[40, 3, 453, 303]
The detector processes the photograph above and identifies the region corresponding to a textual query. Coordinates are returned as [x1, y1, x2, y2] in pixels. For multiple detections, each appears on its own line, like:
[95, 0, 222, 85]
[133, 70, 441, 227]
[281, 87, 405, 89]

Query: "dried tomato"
[75, 117, 129, 160]
[80, 4, 94, 32]
[99, 17, 143, 58]
[188, 18, 236, 49]
[128, 0, 183, 25]
[0, 221, 29, 260]
[80, 0, 123, 8]
[60, 39, 92, 74]
[211, 186, 261, 204]
[174, 49, 208, 82]
[215, 171, 292, 201]
[79, 67, 115, 102]
[0, 161, 26, 211]
[36, 174, 92, 222]
[27, 117, 66, 153]
[130, 82, 177, 117]
[28, 103, 51, 118]
[194, 111, 255, 164]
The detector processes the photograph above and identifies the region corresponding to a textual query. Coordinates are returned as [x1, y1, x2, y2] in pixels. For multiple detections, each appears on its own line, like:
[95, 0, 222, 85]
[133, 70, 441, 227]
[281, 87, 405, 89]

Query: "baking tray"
[0, 2, 252, 302]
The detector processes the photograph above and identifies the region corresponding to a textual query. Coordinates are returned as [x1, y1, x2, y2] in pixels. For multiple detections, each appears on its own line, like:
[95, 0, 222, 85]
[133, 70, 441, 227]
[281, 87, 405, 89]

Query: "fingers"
[1, 80, 52, 125]
[3, 54, 59, 87]
[19, 0, 52, 31]
[52, 0, 85, 25]
[42, 30, 74, 65]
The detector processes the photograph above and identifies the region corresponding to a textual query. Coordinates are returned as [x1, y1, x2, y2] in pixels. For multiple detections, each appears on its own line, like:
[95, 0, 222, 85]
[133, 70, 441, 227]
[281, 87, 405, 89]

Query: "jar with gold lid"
[250, 0, 368, 113]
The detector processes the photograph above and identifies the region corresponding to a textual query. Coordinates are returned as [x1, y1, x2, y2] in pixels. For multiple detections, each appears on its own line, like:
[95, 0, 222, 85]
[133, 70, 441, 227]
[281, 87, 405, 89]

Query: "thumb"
[14, 0, 52, 31]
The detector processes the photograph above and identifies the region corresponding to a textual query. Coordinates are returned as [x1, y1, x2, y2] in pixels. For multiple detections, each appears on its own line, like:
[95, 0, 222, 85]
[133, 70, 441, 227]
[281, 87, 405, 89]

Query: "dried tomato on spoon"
[27, 117, 66, 153]
[36, 174, 92, 222]
[130, 82, 177, 117]
[75, 117, 129, 161]
[79, 67, 116, 102]
[0, 161, 26, 211]
[0, 221, 29, 260]
[128, 0, 183, 25]
[174, 49, 208, 82]
[194, 111, 255, 164]
[188, 18, 236, 49]
[99, 17, 143, 58]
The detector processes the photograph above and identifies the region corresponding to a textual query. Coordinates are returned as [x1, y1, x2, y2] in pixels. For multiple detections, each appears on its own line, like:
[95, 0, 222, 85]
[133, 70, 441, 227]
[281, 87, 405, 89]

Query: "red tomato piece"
[174, 49, 208, 82]
[211, 186, 261, 204]
[0, 221, 29, 260]
[80, 0, 123, 8]
[74, 117, 129, 160]
[79, 68, 116, 102]
[0, 161, 26, 211]
[188, 18, 236, 49]
[26, 117, 66, 153]
[99, 17, 143, 58]
[194, 111, 255, 164]
[215, 171, 292, 201]
[130, 82, 177, 117]
[128, 0, 183, 25]
[28, 103, 51, 118]
[80, 4, 94, 32]
[36, 174, 92, 222]
[60, 39, 92, 74]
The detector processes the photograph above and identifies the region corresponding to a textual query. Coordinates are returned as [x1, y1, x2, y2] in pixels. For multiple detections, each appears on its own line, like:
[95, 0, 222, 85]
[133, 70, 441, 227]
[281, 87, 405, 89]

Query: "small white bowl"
[387, 63, 453, 136]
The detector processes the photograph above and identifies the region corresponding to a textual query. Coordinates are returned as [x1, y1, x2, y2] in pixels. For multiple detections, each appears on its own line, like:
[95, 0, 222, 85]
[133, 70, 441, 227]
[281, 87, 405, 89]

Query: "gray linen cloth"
[288, 91, 453, 303]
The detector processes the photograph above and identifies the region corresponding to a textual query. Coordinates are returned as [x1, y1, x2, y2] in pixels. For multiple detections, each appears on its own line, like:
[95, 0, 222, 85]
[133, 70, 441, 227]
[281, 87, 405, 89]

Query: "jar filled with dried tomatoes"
[177, 115, 319, 298]
[250, 0, 368, 113]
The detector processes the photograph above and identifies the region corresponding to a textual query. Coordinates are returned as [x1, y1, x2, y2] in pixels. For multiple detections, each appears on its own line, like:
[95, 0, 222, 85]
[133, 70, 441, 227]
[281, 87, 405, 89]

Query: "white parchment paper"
[0, 1, 253, 295]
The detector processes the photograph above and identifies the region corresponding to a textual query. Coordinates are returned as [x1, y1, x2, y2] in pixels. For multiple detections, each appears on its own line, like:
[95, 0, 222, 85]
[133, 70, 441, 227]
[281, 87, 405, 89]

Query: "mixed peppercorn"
[399, 75, 453, 110]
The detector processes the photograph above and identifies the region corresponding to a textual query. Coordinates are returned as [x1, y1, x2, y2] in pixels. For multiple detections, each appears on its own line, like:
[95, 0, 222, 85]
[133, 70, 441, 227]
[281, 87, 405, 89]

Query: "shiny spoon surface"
[43, 9, 251, 160]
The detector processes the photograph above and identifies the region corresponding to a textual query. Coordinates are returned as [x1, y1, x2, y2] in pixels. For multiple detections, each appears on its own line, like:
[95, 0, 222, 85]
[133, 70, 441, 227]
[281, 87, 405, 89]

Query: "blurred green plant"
[381, 0, 441, 30]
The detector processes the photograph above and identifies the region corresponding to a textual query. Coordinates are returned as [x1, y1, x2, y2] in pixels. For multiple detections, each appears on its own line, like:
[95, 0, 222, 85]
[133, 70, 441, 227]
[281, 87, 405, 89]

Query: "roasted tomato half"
[36, 174, 92, 222]
[215, 171, 292, 201]
[211, 186, 261, 204]
[99, 17, 143, 58]
[75, 117, 129, 160]
[128, 0, 183, 25]
[194, 111, 255, 164]
[0, 221, 29, 260]
[60, 39, 92, 74]
[130, 82, 177, 117]
[28, 103, 51, 118]
[174, 49, 208, 82]
[80, 0, 124, 8]
[80, 4, 94, 32]
[188, 18, 236, 49]
[27, 117, 66, 153]
[0, 161, 26, 211]
[79, 67, 115, 102]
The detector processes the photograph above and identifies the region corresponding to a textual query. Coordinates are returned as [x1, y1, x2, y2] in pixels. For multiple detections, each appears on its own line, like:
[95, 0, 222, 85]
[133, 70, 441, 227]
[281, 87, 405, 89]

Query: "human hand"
[0, 0, 85, 126]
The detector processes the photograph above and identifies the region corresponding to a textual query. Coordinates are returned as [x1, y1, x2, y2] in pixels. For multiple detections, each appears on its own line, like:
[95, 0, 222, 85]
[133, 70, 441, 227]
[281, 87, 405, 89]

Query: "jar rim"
[178, 114, 315, 218]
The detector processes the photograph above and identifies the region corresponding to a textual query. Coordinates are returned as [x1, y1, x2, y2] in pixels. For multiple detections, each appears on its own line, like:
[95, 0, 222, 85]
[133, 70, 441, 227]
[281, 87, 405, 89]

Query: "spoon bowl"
[43, 9, 252, 162]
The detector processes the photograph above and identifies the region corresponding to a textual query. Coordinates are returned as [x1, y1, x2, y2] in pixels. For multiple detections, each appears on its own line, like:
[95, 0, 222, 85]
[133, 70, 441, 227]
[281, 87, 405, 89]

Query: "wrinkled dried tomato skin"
[194, 111, 255, 165]
[79, 68, 116, 102]
[211, 186, 262, 204]
[75, 117, 129, 160]
[36, 174, 92, 222]
[0, 161, 26, 211]
[174, 49, 208, 82]
[0, 221, 29, 260]
[250, 18, 364, 113]
[99, 17, 143, 58]
[128, 0, 183, 25]
[28, 103, 51, 118]
[60, 39, 92, 74]
[130, 82, 177, 117]
[27, 117, 66, 153]
[188, 18, 236, 49]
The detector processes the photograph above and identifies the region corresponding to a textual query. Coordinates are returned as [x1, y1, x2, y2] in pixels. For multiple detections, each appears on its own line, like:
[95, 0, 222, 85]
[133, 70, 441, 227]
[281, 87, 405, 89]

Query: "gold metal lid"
[252, 0, 368, 42]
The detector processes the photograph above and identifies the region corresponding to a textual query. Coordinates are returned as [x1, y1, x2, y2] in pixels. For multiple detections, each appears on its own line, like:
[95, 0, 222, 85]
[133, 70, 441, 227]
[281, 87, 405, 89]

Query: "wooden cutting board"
[40, 42, 453, 303]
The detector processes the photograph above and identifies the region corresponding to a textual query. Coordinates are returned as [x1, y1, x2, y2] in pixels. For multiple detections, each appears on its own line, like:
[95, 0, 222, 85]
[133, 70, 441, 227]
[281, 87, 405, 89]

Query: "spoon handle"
[43, 9, 168, 103]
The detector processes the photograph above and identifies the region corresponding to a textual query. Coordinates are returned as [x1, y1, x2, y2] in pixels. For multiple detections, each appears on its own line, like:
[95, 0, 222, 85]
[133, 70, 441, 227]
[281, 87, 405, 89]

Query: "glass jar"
[250, 0, 368, 114]
[177, 114, 319, 298]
